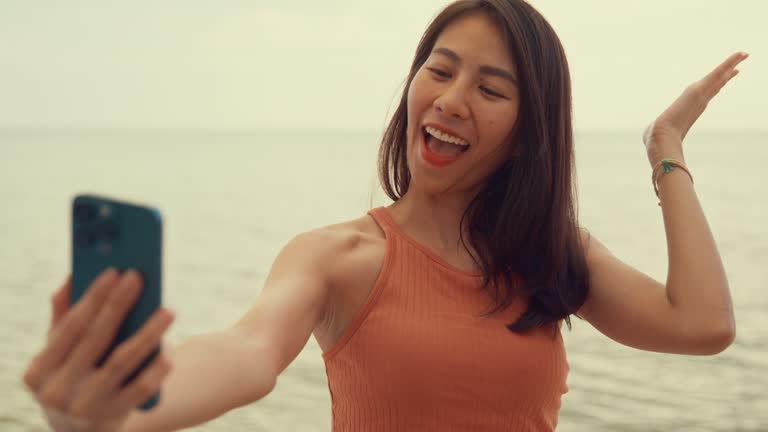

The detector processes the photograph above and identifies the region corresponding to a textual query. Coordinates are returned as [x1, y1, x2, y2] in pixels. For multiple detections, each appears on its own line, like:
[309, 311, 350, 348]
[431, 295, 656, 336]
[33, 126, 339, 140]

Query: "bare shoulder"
[307, 212, 388, 351]
[274, 211, 385, 301]
[234, 210, 386, 355]
[299, 210, 381, 247]
[283, 213, 379, 262]
[312, 212, 387, 284]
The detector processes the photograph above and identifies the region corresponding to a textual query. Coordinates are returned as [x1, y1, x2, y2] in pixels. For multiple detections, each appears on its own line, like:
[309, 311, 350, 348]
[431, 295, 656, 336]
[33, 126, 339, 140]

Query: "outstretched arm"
[120, 230, 335, 432]
[24, 226, 337, 432]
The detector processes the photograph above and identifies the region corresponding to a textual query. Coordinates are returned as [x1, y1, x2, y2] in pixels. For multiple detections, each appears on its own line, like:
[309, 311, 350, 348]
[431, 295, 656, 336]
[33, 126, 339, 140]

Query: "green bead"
[661, 160, 675, 174]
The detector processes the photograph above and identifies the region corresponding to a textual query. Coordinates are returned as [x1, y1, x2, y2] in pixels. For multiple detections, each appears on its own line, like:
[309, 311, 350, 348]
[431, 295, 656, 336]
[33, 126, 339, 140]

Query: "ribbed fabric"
[322, 206, 569, 431]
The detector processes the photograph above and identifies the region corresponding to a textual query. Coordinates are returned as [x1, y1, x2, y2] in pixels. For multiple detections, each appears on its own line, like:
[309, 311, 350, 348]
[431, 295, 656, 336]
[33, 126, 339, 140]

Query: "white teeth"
[425, 126, 469, 147]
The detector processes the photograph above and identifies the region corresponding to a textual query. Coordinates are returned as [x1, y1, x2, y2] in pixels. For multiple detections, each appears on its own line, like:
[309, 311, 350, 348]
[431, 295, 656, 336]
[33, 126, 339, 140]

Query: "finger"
[49, 274, 72, 335]
[709, 52, 748, 78]
[25, 270, 118, 394]
[59, 270, 144, 376]
[705, 66, 743, 100]
[112, 349, 172, 412]
[694, 54, 746, 101]
[34, 371, 71, 412]
[72, 351, 171, 415]
[703, 52, 748, 87]
[36, 269, 121, 378]
[31, 307, 172, 416]
[97, 308, 174, 390]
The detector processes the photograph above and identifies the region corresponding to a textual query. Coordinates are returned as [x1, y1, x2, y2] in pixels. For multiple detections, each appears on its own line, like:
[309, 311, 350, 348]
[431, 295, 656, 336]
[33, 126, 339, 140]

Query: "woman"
[22, 0, 744, 431]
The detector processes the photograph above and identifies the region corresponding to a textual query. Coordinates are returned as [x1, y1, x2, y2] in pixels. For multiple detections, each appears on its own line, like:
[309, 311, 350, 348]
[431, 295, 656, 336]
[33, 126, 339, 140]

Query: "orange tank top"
[322, 206, 570, 431]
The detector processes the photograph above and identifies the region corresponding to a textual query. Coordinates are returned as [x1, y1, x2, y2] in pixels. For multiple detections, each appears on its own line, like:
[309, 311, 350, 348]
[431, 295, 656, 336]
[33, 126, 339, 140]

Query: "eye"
[426, 67, 451, 79]
[480, 86, 506, 99]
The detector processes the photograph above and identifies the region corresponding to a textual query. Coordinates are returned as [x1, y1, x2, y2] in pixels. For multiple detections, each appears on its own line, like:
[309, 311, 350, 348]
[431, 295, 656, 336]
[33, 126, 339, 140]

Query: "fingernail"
[162, 309, 176, 325]
[124, 269, 142, 281]
[157, 308, 176, 324]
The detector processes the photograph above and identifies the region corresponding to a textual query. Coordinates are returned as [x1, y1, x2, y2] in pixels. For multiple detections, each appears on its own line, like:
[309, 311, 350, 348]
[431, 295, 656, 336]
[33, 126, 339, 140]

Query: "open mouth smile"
[420, 125, 471, 167]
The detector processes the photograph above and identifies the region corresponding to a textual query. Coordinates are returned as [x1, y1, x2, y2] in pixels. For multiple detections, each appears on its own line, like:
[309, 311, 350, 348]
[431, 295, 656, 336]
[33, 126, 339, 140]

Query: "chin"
[410, 166, 468, 198]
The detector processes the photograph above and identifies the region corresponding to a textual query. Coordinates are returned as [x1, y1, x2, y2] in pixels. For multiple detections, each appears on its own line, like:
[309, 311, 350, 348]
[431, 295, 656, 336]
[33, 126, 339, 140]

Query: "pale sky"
[1, 0, 765, 132]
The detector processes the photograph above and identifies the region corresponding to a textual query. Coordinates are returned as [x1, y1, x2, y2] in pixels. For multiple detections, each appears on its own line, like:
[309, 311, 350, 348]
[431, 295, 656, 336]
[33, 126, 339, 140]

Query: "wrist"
[651, 157, 693, 206]
[647, 139, 685, 168]
[44, 409, 124, 432]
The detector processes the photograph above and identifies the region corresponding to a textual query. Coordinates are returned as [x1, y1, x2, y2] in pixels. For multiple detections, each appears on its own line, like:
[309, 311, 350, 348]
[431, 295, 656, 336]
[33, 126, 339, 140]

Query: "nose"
[433, 82, 470, 120]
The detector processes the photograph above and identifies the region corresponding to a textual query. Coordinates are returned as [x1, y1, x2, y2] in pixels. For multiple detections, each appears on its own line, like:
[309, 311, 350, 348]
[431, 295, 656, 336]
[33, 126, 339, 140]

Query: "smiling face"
[405, 12, 521, 197]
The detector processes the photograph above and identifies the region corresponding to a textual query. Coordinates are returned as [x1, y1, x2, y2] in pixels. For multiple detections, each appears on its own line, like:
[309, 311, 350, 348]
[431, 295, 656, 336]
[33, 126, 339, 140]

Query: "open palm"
[643, 52, 749, 154]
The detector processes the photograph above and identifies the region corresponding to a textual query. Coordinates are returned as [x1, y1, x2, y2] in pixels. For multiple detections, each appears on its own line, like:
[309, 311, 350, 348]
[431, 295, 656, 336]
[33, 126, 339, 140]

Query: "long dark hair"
[377, 0, 591, 335]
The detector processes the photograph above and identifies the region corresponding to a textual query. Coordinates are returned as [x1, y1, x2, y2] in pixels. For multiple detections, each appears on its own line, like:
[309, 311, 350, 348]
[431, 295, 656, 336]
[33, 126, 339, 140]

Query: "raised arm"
[574, 53, 746, 355]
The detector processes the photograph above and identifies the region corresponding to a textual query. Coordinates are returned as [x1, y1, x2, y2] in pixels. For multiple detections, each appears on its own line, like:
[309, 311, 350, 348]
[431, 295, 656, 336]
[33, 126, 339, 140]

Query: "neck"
[388, 187, 475, 257]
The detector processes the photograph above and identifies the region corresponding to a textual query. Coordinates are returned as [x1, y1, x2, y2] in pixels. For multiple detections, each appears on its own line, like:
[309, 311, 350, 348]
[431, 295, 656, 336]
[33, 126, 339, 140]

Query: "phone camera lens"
[75, 229, 98, 249]
[98, 220, 120, 241]
[74, 203, 97, 223]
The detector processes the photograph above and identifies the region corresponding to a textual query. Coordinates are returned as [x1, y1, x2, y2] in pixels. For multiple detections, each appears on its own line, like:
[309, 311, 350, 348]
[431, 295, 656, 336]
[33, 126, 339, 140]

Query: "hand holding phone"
[21, 195, 174, 432]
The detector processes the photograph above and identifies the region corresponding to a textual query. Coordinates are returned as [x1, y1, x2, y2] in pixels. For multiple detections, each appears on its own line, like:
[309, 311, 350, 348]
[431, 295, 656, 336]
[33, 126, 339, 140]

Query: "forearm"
[653, 141, 736, 342]
[120, 330, 278, 432]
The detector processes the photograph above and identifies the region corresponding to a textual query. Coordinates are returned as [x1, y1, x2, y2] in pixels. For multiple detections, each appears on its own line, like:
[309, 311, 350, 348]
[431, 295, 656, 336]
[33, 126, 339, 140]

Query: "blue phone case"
[70, 194, 163, 410]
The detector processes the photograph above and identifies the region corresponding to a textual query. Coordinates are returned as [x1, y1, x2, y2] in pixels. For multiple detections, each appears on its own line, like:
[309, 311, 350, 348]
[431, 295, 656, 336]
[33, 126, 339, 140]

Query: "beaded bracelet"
[651, 158, 693, 206]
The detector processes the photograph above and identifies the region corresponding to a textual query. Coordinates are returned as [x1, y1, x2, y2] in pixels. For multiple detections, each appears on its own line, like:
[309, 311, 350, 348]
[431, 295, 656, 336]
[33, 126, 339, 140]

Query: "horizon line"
[1, 125, 766, 135]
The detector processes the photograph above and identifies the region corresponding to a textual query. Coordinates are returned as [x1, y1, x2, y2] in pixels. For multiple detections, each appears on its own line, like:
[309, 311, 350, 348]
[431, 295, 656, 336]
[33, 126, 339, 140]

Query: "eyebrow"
[432, 47, 518, 86]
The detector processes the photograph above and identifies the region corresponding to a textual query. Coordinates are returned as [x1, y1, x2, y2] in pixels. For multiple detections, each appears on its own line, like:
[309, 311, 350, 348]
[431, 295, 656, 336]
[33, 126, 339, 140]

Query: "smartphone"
[70, 194, 163, 410]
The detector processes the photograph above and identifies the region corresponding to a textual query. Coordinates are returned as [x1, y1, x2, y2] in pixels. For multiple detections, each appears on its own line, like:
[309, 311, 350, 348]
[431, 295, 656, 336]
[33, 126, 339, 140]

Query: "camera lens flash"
[99, 204, 112, 218]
